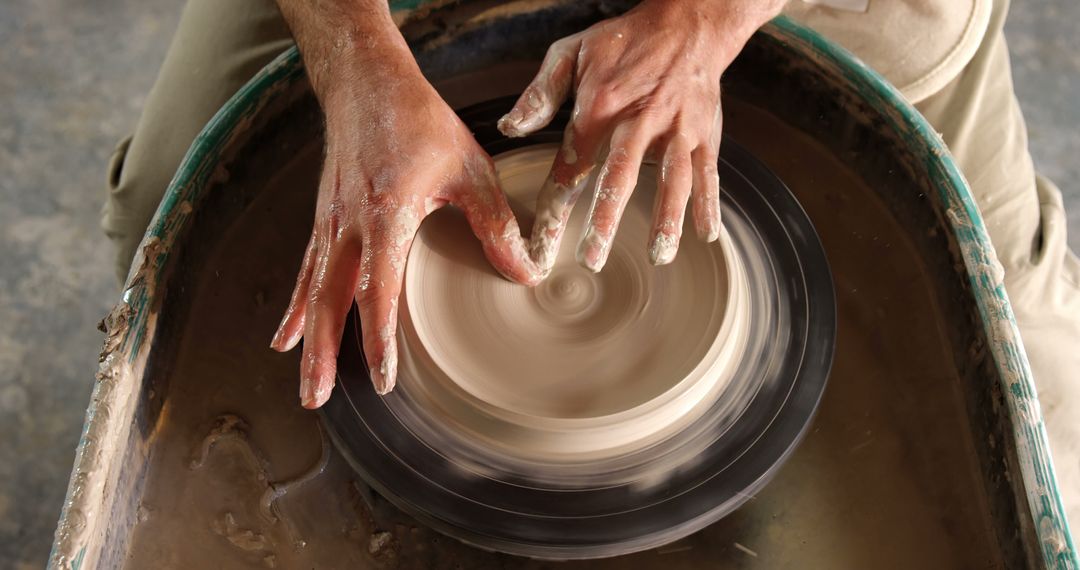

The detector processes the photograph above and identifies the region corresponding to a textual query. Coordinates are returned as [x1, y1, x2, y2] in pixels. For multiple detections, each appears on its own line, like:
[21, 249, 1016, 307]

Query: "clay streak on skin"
[507, 32, 579, 136]
[499, 217, 541, 283]
[375, 302, 399, 394]
[562, 129, 578, 164]
[577, 184, 621, 271]
[650, 231, 679, 265]
[577, 225, 611, 272]
[595, 186, 618, 203]
[531, 176, 588, 273]
[378, 350, 398, 395]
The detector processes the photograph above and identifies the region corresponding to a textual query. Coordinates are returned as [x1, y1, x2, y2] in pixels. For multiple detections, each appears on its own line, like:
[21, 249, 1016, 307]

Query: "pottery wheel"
[321, 97, 835, 559]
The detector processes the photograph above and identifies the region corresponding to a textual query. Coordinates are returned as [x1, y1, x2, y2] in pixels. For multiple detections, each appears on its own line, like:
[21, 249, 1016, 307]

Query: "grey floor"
[1, 1, 1077, 567]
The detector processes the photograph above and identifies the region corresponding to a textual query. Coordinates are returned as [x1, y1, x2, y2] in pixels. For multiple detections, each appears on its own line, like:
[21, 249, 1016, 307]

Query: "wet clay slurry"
[124, 100, 1000, 569]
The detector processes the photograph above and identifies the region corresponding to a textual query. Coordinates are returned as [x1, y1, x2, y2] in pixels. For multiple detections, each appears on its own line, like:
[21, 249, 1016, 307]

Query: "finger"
[355, 213, 420, 395]
[530, 119, 605, 274]
[498, 35, 581, 138]
[691, 146, 721, 243]
[271, 234, 318, 351]
[692, 105, 723, 242]
[298, 239, 361, 409]
[577, 122, 652, 272]
[650, 138, 693, 265]
[456, 156, 543, 286]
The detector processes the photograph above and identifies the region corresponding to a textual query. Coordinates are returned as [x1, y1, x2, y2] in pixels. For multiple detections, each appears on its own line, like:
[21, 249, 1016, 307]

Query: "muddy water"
[123, 100, 1001, 569]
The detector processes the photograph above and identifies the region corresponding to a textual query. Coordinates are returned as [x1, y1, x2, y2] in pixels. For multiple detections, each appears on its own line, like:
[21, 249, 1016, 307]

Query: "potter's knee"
[100, 134, 168, 285]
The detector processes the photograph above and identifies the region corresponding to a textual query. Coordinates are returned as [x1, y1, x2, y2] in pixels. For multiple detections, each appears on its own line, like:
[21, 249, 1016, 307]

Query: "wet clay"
[398, 144, 752, 463]
[123, 98, 1001, 568]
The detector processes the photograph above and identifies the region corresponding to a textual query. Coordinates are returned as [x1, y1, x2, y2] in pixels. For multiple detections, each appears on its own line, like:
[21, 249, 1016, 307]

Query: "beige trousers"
[103, 0, 1079, 527]
[914, 0, 1080, 527]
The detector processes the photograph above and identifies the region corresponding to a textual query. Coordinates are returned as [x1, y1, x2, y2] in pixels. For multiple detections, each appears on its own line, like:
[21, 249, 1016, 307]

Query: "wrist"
[318, 41, 424, 107]
[639, 0, 785, 64]
[654, 0, 787, 26]
[278, 0, 421, 101]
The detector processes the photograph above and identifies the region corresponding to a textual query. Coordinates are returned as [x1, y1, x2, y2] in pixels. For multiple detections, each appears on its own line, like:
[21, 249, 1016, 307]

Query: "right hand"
[497, 0, 783, 273]
[271, 3, 540, 408]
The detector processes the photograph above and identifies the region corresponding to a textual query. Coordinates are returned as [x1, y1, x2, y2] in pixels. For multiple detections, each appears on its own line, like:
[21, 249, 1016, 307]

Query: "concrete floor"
[0, 1, 1076, 567]
[1, 1, 182, 568]
[1007, 3, 1080, 249]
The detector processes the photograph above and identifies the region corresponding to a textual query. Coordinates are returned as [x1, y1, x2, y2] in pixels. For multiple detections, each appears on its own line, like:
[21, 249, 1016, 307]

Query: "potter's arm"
[502, 0, 785, 273]
[271, 0, 542, 408]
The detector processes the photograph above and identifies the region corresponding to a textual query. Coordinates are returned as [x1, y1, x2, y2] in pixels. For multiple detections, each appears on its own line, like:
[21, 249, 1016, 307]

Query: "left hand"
[269, 1, 541, 408]
[498, 0, 783, 273]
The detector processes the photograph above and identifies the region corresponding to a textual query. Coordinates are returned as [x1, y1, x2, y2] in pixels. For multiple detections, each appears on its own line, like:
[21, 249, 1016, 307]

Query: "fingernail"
[270, 308, 305, 351]
[270, 316, 288, 350]
[497, 109, 526, 137]
[577, 226, 611, 273]
[531, 236, 557, 274]
[300, 375, 316, 409]
[525, 89, 543, 111]
[312, 373, 334, 408]
[371, 351, 398, 395]
[272, 327, 302, 352]
[649, 232, 678, 265]
[704, 223, 720, 243]
[301, 365, 335, 409]
[698, 217, 721, 243]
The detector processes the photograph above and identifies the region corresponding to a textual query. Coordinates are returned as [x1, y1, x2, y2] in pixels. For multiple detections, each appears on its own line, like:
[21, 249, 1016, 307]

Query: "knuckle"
[661, 156, 692, 186]
[307, 287, 338, 311]
[586, 89, 620, 121]
[317, 197, 349, 243]
[368, 168, 401, 197]
[548, 35, 578, 59]
[593, 185, 624, 206]
[354, 289, 379, 312]
[545, 40, 567, 63]
[359, 189, 399, 218]
[603, 143, 636, 176]
[568, 101, 592, 135]
[699, 148, 720, 168]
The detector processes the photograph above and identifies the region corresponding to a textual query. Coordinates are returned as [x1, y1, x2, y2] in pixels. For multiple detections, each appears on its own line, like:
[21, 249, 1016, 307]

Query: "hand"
[272, 1, 539, 408]
[498, 0, 783, 273]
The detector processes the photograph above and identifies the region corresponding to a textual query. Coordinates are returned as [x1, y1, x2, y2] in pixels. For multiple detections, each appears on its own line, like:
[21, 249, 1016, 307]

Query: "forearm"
[275, 0, 419, 101]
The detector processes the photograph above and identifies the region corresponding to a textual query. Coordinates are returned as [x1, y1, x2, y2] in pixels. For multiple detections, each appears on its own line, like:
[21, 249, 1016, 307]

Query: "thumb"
[498, 34, 581, 138]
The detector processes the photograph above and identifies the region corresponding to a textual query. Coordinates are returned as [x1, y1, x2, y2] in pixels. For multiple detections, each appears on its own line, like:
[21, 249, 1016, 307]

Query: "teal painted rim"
[770, 15, 1076, 567]
[55, 8, 1074, 569]
[117, 52, 307, 363]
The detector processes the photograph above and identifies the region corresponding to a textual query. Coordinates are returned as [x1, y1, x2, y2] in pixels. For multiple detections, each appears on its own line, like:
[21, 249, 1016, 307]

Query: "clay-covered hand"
[271, 0, 539, 408]
[498, 0, 784, 272]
